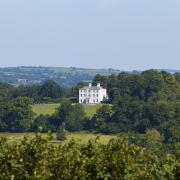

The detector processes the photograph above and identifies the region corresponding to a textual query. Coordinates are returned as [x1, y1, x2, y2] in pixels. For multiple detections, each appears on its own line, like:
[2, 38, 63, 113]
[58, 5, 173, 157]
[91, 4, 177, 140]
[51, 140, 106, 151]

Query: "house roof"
[79, 86, 105, 90]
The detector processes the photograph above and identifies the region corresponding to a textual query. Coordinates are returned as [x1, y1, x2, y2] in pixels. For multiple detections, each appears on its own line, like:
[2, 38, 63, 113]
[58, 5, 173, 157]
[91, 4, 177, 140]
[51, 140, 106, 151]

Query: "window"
[93, 94, 95, 97]
[84, 94, 86, 97]
[93, 99, 95, 103]
[96, 94, 98, 97]
[81, 94, 83, 97]
[96, 99, 98, 102]
[89, 94, 91, 97]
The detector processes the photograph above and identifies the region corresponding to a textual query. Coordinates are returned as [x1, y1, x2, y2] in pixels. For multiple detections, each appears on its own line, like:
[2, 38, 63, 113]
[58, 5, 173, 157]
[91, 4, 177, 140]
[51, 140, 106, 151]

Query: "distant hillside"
[0, 67, 179, 87]
[49, 67, 121, 76]
[0, 67, 121, 87]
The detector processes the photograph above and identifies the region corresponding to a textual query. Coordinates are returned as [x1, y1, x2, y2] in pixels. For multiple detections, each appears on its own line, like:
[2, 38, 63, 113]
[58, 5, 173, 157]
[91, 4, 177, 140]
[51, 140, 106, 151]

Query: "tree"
[40, 80, 65, 100]
[31, 114, 50, 132]
[12, 80, 67, 103]
[144, 129, 164, 153]
[68, 82, 88, 100]
[89, 105, 115, 133]
[1, 97, 34, 132]
[53, 101, 86, 131]
[0, 82, 14, 100]
[56, 123, 67, 141]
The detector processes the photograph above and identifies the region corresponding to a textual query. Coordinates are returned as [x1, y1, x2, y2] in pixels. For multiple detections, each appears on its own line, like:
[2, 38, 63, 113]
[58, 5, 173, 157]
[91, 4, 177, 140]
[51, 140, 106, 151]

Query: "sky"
[0, 0, 179, 70]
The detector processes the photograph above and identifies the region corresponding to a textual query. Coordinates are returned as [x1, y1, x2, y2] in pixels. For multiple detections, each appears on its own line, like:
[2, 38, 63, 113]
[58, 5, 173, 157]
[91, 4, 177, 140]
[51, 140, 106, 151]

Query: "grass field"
[82, 104, 105, 117]
[32, 103, 60, 116]
[0, 132, 117, 144]
[4, 104, 115, 144]
[32, 103, 105, 117]
[49, 67, 120, 76]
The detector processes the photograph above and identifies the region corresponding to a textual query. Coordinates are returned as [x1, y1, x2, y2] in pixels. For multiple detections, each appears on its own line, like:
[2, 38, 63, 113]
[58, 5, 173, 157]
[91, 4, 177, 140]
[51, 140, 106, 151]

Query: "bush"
[0, 135, 179, 179]
[56, 124, 66, 141]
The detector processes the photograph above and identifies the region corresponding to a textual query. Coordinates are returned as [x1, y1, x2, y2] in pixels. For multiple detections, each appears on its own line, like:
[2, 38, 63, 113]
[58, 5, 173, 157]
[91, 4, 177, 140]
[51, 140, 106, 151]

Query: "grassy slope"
[32, 103, 105, 117]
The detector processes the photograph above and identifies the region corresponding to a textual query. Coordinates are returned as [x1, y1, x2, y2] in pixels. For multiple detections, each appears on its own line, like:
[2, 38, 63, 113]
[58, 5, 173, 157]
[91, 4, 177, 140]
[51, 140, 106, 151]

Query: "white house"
[79, 83, 108, 104]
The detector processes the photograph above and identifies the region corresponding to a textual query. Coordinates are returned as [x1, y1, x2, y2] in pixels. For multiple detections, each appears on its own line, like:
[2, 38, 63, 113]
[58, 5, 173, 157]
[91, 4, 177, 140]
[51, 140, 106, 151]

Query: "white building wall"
[79, 84, 107, 104]
[99, 89, 107, 102]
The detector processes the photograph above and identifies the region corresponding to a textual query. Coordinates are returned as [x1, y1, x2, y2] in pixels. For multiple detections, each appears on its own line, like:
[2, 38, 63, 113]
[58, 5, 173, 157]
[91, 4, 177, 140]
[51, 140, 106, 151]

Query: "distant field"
[0, 132, 117, 144]
[49, 67, 120, 76]
[32, 103, 60, 116]
[82, 104, 105, 117]
[32, 103, 106, 117]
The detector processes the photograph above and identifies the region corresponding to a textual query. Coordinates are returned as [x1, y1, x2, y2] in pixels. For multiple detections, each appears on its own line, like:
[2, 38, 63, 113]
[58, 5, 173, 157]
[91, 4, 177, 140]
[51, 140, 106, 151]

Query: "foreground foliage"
[0, 134, 179, 179]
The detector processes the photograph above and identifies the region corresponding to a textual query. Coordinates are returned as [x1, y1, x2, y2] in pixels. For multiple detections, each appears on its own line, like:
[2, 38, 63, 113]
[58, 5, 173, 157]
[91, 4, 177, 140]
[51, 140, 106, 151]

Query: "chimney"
[97, 83, 101, 87]
[89, 83, 92, 87]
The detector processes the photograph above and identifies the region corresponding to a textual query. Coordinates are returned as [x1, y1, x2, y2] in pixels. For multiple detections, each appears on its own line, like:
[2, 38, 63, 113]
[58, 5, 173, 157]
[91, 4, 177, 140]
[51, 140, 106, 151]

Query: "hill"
[0, 66, 121, 87]
[1, 66, 179, 87]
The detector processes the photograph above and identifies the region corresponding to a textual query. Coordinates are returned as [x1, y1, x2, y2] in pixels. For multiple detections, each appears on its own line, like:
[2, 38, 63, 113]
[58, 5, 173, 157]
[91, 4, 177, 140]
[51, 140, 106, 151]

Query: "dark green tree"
[53, 101, 86, 131]
[1, 97, 34, 132]
[56, 122, 67, 141]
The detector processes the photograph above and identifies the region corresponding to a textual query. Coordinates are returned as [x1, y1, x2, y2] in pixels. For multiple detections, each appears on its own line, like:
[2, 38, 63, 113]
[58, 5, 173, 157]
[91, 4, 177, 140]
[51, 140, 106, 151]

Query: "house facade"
[79, 83, 108, 104]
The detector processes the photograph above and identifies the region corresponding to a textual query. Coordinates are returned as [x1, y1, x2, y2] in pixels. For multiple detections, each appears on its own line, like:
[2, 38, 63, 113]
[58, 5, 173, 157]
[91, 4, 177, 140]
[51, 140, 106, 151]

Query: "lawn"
[66, 132, 116, 144]
[32, 103, 106, 117]
[32, 103, 60, 116]
[82, 104, 104, 117]
[0, 132, 117, 144]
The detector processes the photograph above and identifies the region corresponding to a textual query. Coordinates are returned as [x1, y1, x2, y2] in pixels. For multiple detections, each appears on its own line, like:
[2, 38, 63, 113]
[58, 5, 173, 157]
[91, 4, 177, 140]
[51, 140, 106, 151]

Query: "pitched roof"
[79, 86, 105, 90]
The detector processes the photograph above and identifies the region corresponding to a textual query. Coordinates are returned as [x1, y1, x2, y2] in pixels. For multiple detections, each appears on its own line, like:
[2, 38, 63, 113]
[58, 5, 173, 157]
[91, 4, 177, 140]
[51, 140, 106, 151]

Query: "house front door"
[86, 99, 90, 104]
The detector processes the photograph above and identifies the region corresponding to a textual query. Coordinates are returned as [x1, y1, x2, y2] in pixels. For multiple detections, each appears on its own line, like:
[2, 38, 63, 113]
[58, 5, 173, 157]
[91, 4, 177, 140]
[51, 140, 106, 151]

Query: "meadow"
[32, 103, 105, 117]
[32, 103, 60, 116]
[0, 132, 117, 144]
[9, 104, 115, 144]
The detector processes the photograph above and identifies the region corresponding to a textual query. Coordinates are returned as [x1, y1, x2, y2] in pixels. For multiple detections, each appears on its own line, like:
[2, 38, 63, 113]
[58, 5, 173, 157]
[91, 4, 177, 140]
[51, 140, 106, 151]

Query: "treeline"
[0, 97, 86, 133]
[0, 134, 179, 179]
[0, 70, 180, 149]
[1, 98, 178, 153]
[93, 70, 180, 103]
[0, 79, 86, 132]
[0, 80, 67, 103]
[89, 70, 180, 143]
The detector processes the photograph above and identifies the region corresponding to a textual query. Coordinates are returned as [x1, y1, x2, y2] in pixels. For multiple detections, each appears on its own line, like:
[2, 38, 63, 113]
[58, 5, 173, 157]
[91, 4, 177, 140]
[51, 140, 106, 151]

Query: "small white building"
[79, 83, 108, 104]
